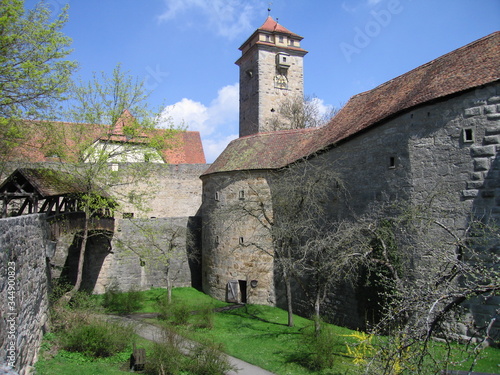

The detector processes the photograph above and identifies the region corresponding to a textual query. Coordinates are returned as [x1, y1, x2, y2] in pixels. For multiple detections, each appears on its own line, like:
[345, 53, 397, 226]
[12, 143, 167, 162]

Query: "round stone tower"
[236, 16, 308, 137]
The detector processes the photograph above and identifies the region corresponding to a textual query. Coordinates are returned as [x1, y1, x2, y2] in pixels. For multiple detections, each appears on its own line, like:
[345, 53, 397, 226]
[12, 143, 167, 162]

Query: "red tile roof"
[203, 31, 500, 176]
[258, 16, 303, 39]
[8, 111, 206, 164]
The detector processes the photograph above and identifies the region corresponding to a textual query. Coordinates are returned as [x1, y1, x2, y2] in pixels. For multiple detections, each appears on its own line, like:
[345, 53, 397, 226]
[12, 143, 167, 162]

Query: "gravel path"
[107, 314, 276, 375]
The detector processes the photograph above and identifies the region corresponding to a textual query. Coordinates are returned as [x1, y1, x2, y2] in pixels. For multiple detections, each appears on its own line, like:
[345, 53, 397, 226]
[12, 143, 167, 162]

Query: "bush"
[157, 298, 191, 326]
[144, 328, 185, 375]
[188, 341, 235, 375]
[61, 318, 132, 358]
[145, 329, 234, 375]
[193, 305, 215, 329]
[300, 320, 344, 371]
[103, 285, 144, 314]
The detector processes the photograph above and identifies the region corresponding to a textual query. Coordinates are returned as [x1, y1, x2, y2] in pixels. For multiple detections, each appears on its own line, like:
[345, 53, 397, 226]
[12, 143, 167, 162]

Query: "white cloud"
[158, 0, 264, 39]
[159, 83, 239, 162]
[203, 133, 238, 163]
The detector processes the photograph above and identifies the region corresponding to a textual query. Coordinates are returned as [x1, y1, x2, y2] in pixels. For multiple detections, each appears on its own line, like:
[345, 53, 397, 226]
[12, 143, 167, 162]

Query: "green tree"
[56, 64, 181, 302]
[0, 0, 76, 161]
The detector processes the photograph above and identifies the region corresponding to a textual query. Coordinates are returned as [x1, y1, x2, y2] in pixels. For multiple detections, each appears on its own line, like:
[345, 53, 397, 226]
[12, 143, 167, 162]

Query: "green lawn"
[36, 287, 500, 375]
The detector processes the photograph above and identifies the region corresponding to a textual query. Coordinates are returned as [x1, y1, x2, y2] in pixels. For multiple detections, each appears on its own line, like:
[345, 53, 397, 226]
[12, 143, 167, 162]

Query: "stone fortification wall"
[49, 217, 202, 294]
[109, 163, 207, 219]
[0, 214, 51, 375]
[95, 217, 201, 293]
[306, 83, 500, 332]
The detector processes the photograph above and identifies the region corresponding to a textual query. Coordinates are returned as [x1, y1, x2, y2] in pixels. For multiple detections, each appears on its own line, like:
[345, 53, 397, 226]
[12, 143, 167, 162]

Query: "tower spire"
[267, 3, 272, 16]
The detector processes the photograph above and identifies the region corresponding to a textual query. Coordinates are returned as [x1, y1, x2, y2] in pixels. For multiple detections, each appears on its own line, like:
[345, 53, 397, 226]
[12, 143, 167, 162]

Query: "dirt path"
[107, 314, 276, 375]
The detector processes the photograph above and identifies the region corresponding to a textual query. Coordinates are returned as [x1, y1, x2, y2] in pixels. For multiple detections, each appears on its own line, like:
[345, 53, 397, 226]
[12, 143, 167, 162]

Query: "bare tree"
[116, 219, 197, 303]
[218, 160, 346, 327]
[268, 95, 340, 131]
[348, 200, 500, 374]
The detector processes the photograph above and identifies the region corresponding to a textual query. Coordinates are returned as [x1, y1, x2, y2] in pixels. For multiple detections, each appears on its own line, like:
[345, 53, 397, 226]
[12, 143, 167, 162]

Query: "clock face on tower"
[274, 74, 288, 89]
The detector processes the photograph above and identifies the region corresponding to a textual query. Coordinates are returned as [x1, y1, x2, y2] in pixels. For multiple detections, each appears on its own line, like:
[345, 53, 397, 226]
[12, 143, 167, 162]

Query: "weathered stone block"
[470, 172, 483, 180]
[466, 180, 483, 189]
[487, 113, 500, 120]
[485, 126, 500, 135]
[470, 145, 496, 157]
[464, 107, 481, 117]
[462, 189, 479, 198]
[483, 105, 498, 114]
[473, 158, 490, 171]
[483, 135, 500, 144]
[487, 96, 500, 104]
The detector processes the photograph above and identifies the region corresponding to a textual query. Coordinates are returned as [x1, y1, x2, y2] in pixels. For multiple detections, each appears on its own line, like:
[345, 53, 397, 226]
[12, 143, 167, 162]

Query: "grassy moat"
[35, 287, 500, 375]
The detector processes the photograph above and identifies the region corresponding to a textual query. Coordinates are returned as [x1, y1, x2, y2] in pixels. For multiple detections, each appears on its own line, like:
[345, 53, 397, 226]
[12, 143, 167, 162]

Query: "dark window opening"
[215, 191, 220, 201]
[463, 128, 474, 143]
[239, 190, 245, 200]
[239, 237, 244, 245]
[389, 157, 396, 169]
[239, 280, 247, 303]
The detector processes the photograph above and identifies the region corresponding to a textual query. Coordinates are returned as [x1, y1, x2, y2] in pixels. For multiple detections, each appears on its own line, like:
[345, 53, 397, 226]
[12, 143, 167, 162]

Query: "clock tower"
[236, 17, 308, 137]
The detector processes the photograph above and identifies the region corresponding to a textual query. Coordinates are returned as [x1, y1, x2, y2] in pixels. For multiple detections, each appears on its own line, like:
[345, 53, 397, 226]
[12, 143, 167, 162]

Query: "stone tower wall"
[238, 46, 305, 137]
[201, 171, 275, 305]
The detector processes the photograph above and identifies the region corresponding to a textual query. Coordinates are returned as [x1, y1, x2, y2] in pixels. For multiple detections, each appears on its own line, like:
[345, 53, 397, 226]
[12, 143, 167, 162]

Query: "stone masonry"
[0, 214, 51, 375]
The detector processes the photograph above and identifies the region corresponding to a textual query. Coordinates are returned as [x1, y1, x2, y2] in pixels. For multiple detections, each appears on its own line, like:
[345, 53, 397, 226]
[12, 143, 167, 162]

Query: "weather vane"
[268, 3, 272, 16]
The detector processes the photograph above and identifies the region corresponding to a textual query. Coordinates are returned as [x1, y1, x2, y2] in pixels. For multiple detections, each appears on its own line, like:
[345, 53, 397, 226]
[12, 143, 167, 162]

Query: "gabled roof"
[204, 31, 500, 177]
[0, 168, 85, 198]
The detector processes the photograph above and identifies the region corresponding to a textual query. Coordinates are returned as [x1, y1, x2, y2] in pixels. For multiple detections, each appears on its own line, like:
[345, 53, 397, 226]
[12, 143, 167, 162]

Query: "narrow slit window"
[239, 237, 244, 245]
[463, 128, 474, 143]
[239, 190, 245, 200]
[215, 191, 220, 201]
[389, 156, 396, 169]
[215, 236, 220, 245]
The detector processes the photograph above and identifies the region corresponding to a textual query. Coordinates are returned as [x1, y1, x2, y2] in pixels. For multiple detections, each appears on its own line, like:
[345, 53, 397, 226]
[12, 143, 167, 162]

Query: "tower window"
[239, 237, 244, 245]
[215, 191, 220, 201]
[239, 190, 245, 200]
[279, 35, 284, 43]
[462, 128, 474, 143]
[389, 156, 396, 169]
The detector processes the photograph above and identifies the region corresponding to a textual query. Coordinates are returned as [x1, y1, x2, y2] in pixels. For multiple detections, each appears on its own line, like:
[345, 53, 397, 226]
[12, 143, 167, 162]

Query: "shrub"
[144, 327, 185, 375]
[61, 318, 132, 358]
[301, 320, 344, 371]
[188, 341, 235, 375]
[193, 305, 215, 330]
[157, 297, 191, 326]
[103, 285, 144, 314]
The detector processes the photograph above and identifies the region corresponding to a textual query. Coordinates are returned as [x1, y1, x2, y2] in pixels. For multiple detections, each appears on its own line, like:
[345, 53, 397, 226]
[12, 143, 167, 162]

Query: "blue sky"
[26, 0, 500, 162]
